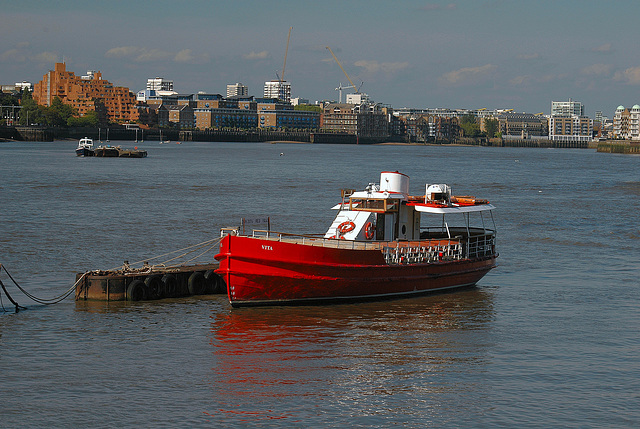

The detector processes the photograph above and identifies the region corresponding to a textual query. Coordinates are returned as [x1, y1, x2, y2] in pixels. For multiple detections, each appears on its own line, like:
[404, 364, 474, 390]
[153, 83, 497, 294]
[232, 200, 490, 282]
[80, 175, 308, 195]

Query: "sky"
[2, 0, 640, 117]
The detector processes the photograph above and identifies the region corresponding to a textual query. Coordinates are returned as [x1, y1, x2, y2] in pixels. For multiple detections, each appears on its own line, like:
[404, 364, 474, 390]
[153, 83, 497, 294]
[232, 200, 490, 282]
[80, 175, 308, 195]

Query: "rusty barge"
[76, 264, 227, 301]
[75, 237, 226, 302]
[75, 263, 226, 301]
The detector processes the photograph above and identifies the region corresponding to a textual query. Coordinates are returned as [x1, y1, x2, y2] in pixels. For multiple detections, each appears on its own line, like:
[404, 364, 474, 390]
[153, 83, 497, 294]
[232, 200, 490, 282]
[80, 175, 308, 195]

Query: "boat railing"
[421, 228, 496, 259]
[221, 227, 495, 263]
[245, 230, 471, 264]
[382, 240, 463, 265]
[466, 233, 496, 259]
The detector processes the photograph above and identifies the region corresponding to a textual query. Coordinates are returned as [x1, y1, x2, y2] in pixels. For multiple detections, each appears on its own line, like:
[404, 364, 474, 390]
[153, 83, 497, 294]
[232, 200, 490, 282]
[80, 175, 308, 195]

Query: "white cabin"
[325, 171, 495, 245]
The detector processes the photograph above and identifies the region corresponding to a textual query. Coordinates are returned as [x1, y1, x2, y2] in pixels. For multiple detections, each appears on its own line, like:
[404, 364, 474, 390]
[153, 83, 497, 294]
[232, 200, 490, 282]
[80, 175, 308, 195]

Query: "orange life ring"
[364, 221, 375, 240]
[337, 221, 355, 234]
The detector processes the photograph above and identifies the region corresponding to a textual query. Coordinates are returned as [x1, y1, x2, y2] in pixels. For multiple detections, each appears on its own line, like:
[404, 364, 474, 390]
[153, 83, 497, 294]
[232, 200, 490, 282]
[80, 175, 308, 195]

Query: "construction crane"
[280, 27, 293, 83]
[335, 82, 356, 103]
[326, 46, 359, 101]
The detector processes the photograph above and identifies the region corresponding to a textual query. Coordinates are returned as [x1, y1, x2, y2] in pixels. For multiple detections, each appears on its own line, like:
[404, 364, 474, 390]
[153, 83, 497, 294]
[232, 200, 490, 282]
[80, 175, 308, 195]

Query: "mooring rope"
[0, 264, 85, 312]
[107, 236, 224, 272]
[0, 235, 225, 312]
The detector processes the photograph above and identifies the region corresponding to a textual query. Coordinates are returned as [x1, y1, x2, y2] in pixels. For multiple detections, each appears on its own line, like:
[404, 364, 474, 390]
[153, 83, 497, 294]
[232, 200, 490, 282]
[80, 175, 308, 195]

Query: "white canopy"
[411, 203, 495, 214]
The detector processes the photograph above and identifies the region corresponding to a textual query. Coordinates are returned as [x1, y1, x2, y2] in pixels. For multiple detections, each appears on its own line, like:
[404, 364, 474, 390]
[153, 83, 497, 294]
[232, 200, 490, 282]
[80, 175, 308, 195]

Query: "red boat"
[215, 171, 497, 307]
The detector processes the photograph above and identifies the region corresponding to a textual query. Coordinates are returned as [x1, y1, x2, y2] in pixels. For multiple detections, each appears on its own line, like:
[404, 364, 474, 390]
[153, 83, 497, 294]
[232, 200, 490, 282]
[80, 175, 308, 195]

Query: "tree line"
[459, 114, 500, 138]
[2, 89, 99, 127]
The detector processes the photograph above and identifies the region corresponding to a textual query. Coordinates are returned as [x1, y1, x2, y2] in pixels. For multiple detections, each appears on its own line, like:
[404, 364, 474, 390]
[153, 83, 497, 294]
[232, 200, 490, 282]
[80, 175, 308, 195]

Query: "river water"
[0, 141, 638, 427]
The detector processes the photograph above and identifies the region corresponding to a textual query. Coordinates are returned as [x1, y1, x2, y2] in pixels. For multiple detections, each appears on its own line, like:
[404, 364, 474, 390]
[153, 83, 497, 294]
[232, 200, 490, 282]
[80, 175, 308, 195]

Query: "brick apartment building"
[32, 62, 138, 124]
[322, 103, 389, 138]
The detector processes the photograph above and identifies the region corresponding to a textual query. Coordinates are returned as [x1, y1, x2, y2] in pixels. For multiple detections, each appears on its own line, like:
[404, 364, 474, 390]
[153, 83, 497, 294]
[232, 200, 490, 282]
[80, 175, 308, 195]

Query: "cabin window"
[349, 198, 398, 213]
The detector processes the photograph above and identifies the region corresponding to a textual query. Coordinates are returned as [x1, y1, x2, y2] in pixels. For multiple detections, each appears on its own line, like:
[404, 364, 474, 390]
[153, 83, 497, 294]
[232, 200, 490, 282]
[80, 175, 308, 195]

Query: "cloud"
[174, 49, 194, 62]
[581, 63, 612, 76]
[592, 43, 612, 53]
[106, 46, 206, 63]
[0, 48, 26, 62]
[243, 50, 269, 60]
[105, 46, 141, 58]
[614, 66, 640, 85]
[32, 51, 59, 64]
[0, 42, 49, 63]
[133, 48, 173, 62]
[0, 47, 58, 64]
[509, 75, 532, 86]
[440, 64, 497, 85]
[174, 49, 208, 63]
[354, 60, 409, 74]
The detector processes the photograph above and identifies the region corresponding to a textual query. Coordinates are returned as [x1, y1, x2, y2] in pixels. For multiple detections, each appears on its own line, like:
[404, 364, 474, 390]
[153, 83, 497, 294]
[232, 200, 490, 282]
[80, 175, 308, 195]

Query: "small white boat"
[75, 137, 94, 157]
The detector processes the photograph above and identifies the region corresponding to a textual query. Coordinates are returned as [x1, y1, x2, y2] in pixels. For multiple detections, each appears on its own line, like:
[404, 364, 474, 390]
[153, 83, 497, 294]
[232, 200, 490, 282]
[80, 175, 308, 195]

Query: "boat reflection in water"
[206, 287, 496, 424]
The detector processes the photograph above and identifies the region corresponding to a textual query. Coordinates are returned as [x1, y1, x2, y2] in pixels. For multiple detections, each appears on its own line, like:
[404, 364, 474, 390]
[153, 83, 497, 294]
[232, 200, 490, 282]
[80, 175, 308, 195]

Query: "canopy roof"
[408, 202, 495, 214]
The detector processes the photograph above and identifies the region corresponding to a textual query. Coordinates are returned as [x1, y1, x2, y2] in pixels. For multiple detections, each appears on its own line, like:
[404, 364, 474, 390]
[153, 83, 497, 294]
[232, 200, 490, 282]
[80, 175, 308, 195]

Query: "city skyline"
[2, 1, 640, 117]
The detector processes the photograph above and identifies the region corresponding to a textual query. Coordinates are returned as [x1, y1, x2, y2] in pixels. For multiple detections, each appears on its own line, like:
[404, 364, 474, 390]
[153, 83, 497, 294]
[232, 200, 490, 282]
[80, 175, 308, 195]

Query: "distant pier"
[596, 141, 640, 154]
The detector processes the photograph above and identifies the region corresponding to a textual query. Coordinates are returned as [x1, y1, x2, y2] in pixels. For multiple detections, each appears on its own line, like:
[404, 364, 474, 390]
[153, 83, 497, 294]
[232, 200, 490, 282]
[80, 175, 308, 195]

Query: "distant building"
[193, 93, 258, 129]
[345, 93, 370, 105]
[263, 80, 291, 103]
[548, 115, 593, 142]
[551, 98, 584, 116]
[158, 104, 194, 128]
[32, 62, 137, 123]
[147, 77, 174, 92]
[595, 111, 603, 124]
[613, 105, 640, 140]
[548, 99, 592, 142]
[256, 98, 319, 129]
[193, 93, 237, 109]
[191, 95, 317, 131]
[226, 83, 248, 98]
[383, 107, 405, 138]
[290, 97, 309, 106]
[498, 113, 548, 138]
[415, 115, 460, 142]
[322, 103, 388, 138]
[194, 106, 257, 129]
[1, 81, 32, 93]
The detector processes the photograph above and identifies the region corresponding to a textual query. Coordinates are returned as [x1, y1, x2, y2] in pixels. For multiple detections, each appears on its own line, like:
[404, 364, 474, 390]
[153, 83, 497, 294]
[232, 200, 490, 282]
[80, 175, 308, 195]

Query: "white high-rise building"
[227, 83, 248, 98]
[346, 93, 370, 105]
[551, 98, 584, 116]
[147, 77, 174, 92]
[263, 80, 291, 103]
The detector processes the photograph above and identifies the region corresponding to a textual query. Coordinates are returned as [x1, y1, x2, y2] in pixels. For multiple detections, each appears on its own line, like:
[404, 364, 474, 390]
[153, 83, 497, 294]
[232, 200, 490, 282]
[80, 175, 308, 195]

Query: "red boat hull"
[215, 235, 496, 307]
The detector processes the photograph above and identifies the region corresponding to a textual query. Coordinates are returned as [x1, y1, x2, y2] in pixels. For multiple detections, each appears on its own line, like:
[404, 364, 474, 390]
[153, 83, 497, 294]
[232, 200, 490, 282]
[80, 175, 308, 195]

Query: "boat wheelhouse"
[215, 171, 497, 307]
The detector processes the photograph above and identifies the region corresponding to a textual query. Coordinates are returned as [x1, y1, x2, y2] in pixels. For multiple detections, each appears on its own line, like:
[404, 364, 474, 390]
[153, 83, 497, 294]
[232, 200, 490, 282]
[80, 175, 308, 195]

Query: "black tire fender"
[145, 275, 165, 299]
[187, 271, 205, 296]
[204, 269, 222, 294]
[126, 279, 148, 301]
[161, 274, 177, 298]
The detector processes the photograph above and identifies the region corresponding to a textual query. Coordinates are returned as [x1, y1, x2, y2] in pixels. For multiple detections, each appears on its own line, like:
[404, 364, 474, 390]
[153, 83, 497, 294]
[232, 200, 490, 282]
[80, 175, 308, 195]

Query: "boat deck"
[223, 228, 495, 265]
